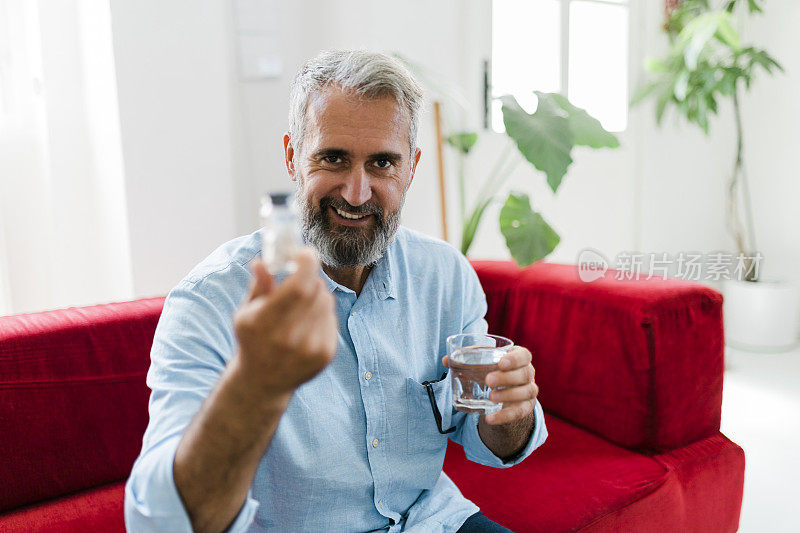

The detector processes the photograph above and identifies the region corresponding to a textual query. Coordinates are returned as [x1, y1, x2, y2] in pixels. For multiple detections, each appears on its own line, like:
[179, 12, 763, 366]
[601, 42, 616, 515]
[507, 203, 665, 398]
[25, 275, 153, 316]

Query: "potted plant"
[634, 0, 798, 351]
[396, 56, 619, 267]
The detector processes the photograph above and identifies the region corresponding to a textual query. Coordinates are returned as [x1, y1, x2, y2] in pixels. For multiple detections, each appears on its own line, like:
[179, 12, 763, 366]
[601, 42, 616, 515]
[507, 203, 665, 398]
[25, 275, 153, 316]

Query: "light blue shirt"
[124, 226, 547, 532]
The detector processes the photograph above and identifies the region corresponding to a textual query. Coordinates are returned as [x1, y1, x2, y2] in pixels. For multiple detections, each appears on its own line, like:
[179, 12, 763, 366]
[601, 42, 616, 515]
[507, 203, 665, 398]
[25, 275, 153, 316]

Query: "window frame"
[490, 0, 632, 133]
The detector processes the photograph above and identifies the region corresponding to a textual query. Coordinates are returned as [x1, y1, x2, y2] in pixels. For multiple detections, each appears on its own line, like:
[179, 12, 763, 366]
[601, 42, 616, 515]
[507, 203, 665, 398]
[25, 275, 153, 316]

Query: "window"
[491, 0, 629, 132]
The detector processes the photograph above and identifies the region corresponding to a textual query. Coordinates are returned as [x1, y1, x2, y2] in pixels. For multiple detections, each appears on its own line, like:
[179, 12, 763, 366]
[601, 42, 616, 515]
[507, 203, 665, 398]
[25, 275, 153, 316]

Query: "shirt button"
[372, 438, 379, 448]
[350, 311, 356, 316]
[364, 371, 373, 380]
[378, 499, 383, 506]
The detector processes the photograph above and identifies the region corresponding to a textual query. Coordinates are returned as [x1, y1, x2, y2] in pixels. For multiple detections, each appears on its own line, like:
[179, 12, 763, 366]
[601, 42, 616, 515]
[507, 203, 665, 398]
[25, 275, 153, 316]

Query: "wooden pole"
[433, 101, 448, 242]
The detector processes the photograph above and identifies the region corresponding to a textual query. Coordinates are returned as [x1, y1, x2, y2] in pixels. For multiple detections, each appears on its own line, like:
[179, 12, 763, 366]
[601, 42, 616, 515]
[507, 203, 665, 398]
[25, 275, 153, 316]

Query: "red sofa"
[0, 261, 744, 532]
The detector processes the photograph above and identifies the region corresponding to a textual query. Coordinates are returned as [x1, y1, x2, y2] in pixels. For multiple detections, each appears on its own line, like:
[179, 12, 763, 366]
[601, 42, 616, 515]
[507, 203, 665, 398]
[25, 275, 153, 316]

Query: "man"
[125, 50, 547, 533]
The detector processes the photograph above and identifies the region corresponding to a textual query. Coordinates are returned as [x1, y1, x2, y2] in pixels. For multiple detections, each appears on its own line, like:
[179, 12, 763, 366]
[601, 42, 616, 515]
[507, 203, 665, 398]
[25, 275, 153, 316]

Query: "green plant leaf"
[638, 0, 780, 140]
[501, 94, 573, 193]
[747, 0, 763, 13]
[748, 48, 784, 73]
[499, 192, 560, 267]
[714, 14, 741, 51]
[674, 70, 690, 100]
[631, 80, 662, 106]
[718, 71, 736, 95]
[680, 12, 725, 69]
[446, 132, 478, 155]
[696, 93, 710, 133]
[460, 196, 494, 255]
[655, 85, 672, 123]
[645, 58, 669, 73]
[549, 93, 620, 149]
[706, 92, 718, 114]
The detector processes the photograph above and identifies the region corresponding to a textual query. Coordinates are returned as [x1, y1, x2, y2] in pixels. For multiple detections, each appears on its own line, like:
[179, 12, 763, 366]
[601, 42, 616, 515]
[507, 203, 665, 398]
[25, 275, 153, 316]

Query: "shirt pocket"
[405, 376, 452, 461]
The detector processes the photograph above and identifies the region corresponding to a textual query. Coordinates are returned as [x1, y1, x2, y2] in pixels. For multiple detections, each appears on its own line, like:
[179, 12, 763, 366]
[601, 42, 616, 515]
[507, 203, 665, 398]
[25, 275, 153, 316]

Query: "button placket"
[348, 295, 397, 524]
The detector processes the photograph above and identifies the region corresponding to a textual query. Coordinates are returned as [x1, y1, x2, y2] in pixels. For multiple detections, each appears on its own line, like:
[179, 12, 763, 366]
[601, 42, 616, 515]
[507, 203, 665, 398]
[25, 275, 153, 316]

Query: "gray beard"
[295, 180, 405, 268]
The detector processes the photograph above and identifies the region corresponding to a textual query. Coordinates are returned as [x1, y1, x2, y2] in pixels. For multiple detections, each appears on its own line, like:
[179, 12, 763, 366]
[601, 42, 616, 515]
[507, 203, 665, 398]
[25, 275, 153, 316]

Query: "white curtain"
[0, 0, 133, 316]
[0, 210, 11, 315]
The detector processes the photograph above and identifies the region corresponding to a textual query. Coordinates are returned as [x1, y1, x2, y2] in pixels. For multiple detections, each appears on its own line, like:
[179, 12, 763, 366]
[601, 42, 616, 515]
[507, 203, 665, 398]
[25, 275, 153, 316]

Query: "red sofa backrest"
[0, 297, 164, 513]
[472, 261, 725, 452]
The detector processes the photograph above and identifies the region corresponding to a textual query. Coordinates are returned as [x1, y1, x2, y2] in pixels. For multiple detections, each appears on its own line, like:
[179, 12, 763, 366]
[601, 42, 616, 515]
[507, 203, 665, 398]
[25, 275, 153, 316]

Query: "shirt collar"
[370, 243, 396, 300]
[319, 242, 396, 301]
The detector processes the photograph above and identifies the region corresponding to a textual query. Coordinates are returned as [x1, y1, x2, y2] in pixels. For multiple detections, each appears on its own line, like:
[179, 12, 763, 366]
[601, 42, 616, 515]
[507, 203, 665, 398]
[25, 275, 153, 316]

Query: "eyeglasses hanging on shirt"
[422, 372, 457, 434]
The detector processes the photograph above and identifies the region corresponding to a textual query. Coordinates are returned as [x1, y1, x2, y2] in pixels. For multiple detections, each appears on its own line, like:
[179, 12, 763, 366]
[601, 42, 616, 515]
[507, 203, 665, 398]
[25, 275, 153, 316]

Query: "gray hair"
[288, 50, 424, 155]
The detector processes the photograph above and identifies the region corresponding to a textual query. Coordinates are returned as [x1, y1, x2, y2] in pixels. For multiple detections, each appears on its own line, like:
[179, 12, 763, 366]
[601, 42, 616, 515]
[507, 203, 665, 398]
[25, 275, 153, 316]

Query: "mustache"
[319, 196, 383, 218]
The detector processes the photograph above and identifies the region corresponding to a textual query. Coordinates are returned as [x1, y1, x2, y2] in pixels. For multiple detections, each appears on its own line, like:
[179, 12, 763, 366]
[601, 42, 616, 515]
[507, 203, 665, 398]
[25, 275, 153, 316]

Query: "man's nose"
[340, 168, 372, 207]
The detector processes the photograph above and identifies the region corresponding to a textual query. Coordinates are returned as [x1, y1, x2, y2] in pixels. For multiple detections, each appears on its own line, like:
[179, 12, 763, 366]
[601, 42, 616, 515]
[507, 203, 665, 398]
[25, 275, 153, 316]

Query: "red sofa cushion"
[581, 432, 745, 532]
[445, 414, 667, 531]
[0, 482, 125, 533]
[0, 298, 164, 512]
[443, 414, 744, 533]
[471, 261, 724, 452]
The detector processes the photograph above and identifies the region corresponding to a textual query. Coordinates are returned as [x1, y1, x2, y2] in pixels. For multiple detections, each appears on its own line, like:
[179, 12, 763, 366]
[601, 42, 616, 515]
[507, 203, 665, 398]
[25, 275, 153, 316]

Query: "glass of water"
[447, 333, 514, 415]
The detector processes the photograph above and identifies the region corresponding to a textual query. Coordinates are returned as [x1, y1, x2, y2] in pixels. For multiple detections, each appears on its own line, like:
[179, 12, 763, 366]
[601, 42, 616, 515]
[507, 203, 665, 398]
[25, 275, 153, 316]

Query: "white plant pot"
[722, 278, 800, 352]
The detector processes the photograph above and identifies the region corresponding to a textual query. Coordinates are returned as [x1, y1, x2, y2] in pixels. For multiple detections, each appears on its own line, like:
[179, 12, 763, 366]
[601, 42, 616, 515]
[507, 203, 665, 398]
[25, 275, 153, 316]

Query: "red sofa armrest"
[0, 297, 164, 513]
[470, 260, 724, 453]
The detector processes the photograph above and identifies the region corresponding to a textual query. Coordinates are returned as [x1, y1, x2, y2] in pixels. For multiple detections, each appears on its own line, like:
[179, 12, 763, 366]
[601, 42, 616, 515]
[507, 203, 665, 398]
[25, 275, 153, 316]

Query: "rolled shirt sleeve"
[448, 255, 548, 468]
[458, 400, 548, 468]
[124, 266, 260, 532]
[125, 434, 260, 532]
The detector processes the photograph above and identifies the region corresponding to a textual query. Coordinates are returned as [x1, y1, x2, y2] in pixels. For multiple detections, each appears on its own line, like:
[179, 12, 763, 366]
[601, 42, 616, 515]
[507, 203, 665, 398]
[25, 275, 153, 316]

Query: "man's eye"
[324, 156, 342, 164]
[374, 159, 392, 169]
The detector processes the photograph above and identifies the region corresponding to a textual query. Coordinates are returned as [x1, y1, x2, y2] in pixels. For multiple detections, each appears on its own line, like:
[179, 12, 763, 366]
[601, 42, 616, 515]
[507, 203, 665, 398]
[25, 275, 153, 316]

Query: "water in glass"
[450, 346, 506, 414]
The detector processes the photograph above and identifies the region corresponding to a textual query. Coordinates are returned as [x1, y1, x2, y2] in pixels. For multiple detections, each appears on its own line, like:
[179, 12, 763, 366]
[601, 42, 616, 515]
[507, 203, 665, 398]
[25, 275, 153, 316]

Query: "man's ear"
[407, 147, 422, 191]
[284, 133, 296, 181]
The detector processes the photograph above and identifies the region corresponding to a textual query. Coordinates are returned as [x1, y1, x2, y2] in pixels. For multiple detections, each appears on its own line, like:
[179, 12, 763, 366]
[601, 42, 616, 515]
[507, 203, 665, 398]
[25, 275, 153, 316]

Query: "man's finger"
[441, 355, 450, 368]
[489, 381, 538, 403]
[291, 246, 321, 282]
[497, 347, 532, 371]
[276, 246, 321, 302]
[248, 258, 274, 300]
[486, 365, 534, 388]
[304, 289, 338, 356]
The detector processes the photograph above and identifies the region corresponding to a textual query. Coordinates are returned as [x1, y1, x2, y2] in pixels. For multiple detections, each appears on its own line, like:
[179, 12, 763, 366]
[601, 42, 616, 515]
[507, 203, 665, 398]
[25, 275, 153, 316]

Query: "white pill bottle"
[259, 192, 304, 278]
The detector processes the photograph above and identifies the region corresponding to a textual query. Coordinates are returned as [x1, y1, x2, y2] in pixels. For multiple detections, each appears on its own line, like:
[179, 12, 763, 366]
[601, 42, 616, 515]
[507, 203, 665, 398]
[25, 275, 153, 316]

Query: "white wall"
[109, 0, 239, 298]
[636, 0, 738, 260]
[738, 1, 800, 287]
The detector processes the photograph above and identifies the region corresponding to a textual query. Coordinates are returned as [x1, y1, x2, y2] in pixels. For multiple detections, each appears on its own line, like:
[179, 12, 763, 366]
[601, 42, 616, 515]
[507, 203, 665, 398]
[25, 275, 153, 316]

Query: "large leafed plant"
[632, 0, 782, 281]
[456, 93, 619, 266]
[397, 55, 619, 266]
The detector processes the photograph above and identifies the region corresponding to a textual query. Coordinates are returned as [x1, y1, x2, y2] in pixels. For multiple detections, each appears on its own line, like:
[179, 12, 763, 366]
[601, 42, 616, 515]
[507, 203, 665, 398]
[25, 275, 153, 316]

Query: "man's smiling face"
[284, 84, 421, 267]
